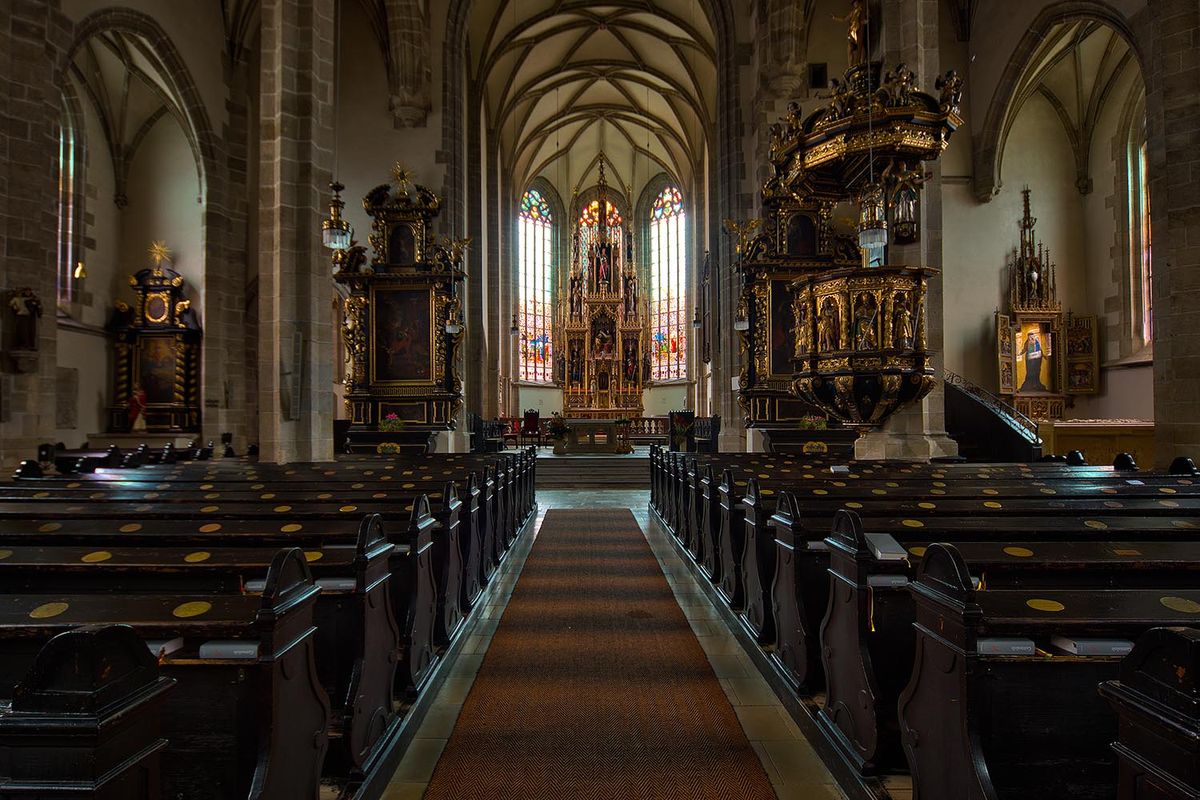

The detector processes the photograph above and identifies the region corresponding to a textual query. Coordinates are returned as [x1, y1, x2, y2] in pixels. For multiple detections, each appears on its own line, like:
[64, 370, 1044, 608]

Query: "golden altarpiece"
[996, 188, 1098, 420]
[107, 243, 202, 433]
[556, 157, 650, 419]
[334, 167, 466, 432]
[736, 6, 964, 432]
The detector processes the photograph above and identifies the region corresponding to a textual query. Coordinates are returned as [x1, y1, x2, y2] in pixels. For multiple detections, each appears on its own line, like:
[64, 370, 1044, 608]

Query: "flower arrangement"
[376, 442, 402, 455]
[546, 413, 570, 441]
[798, 415, 828, 431]
[378, 412, 405, 432]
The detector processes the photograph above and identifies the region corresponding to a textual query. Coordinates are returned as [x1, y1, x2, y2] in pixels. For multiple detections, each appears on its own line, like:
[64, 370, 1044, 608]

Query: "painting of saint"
[1015, 321, 1054, 394]
[770, 280, 796, 375]
[373, 288, 433, 382]
[388, 224, 417, 266]
[138, 336, 176, 404]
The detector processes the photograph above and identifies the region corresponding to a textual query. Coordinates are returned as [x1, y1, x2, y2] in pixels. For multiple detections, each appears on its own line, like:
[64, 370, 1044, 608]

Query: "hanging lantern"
[857, 184, 887, 268]
[322, 181, 353, 251]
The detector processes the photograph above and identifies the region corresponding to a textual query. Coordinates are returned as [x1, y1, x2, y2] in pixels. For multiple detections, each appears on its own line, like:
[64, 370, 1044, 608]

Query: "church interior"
[0, 0, 1198, 798]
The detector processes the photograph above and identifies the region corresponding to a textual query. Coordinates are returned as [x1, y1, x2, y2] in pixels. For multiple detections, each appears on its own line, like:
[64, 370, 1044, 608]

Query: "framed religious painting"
[769, 278, 798, 377]
[370, 285, 435, 384]
[1065, 314, 1099, 395]
[136, 334, 179, 404]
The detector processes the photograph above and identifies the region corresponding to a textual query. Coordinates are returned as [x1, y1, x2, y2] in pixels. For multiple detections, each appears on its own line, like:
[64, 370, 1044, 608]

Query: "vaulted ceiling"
[67, 30, 199, 206]
[1002, 19, 1140, 194]
[469, 0, 716, 210]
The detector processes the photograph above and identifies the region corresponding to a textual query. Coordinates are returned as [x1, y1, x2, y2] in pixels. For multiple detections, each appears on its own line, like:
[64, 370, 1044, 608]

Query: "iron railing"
[943, 369, 1043, 445]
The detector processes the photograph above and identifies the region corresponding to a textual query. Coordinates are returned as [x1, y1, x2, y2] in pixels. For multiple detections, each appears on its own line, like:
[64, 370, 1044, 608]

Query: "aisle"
[422, 508, 776, 799]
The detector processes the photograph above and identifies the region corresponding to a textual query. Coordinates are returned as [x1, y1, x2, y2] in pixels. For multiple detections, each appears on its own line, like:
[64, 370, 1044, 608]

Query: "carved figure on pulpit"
[854, 293, 878, 351]
[892, 292, 913, 349]
[818, 296, 840, 352]
[833, 0, 871, 68]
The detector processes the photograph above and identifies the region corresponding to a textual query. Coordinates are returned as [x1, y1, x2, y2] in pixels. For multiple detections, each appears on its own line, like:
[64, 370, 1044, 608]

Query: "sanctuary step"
[535, 454, 650, 489]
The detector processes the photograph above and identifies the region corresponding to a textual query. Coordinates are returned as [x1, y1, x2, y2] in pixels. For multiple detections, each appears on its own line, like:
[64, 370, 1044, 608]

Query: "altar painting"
[372, 287, 434, 383]
[1014, 321, 1055, 394]
[138, 336, 177, 404]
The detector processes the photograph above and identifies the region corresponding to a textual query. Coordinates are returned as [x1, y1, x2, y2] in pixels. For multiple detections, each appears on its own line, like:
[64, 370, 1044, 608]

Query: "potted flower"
[546, 413, 569, 441]
[378, 412, 405, 432]
[376, 442, 402, 455]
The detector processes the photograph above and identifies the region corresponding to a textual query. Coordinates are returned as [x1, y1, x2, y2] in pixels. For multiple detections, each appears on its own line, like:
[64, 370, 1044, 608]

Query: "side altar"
[556, 155, 650, 419]
[334, 167, 467, 441]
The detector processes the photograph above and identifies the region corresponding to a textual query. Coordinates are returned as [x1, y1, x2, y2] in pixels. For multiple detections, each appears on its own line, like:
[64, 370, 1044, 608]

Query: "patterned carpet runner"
[424, 508, 775, 799]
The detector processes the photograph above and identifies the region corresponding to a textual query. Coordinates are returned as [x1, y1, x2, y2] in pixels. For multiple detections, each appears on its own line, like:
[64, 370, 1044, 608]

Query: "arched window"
[57, 108, 82, 307]
[518, 189, 554, 383]
[1129, 129, 1152, 347]
[649, 186, 686, 381]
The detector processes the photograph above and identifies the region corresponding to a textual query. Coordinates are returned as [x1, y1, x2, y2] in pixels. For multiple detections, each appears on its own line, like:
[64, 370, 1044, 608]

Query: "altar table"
[552, 418, 632, 455]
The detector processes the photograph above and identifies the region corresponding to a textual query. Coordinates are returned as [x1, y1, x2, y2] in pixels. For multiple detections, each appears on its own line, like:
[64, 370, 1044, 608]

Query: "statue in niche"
[794, 296, 812, 357]
[892, 292, 914, 349]
[818, 297, 840, 352]
[569, 344, 583, 384]
[886, 161, 928, 244]
[7, 288, 42, 351]
[853, 293, 879, 351]
[569, 272, 583, 316]
[624, 345, 638, 381]
[624, 272, 638, 316]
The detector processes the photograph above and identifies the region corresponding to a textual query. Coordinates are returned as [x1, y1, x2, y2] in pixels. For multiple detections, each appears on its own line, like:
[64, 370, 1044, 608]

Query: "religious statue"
[877, 63, 916, 107]
[886, 161, 928, 243]
[892, 292, 913, 349]
[1019, 328, 1047, 392]
[624, 346, 638, 381]
[853, 293, 878, 350]
[794, 295, 812, 355]
[7, 288, 42, 352]
[128, 382, 148, 432]
[936, 69, 964, 116]
[624, 272, 638, 316]
[833, 0, 871, 68]
[569, 272, 583, 316]
[818, 296, 840, 352]
[569, 344, 583, 383]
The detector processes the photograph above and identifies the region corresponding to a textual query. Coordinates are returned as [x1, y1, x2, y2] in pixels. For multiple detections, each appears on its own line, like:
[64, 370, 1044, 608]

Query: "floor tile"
[724, 676, 779, 706]
[380, 781, 427, 800]
[415, 703, 464, 738]
[734, 705, 803, 741]
[390, 737, 448, 783]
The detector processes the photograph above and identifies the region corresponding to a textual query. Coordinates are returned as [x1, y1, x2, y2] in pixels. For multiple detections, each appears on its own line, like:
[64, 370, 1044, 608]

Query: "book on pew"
[977, 637, 1036, 655]
[245, 578, 355, 592]
[145, 637, 183, 658]
[1049, 636, 1135, 656]
[829, 465, 851, 475]
[198, 640, 260, 660]
[865, 533, 907, 562]
[867, 574, 909, 588]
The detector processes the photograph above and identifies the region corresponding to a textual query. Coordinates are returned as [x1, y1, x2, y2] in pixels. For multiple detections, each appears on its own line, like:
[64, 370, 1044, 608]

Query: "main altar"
[557, 155, 650, 419]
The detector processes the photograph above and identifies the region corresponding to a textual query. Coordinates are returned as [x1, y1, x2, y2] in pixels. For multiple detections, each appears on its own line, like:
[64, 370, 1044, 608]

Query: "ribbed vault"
[470, 0, 716, 201]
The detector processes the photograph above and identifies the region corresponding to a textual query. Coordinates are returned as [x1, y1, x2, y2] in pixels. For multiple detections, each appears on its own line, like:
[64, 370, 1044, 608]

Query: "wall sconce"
[509, 312, 519, 336]
[73, 261, 87, 280]
[692, 307, 702, 329]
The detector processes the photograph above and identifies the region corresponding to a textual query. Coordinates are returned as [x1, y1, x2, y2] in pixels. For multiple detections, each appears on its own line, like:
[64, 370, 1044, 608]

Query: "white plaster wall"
[56, 329, 109, 441]
[119, 117, 205, 311]
[943, 92, 1084, 389]
[644, 385, 689, 416]
[516, 386, 563, 415]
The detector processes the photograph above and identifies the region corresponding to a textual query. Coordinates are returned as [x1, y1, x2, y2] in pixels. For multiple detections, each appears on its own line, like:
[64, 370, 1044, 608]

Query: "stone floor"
[382, 490, 846, 800]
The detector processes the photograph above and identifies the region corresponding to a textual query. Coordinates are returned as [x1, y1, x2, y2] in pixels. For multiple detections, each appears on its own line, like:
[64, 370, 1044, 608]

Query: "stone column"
[1136, 2, 1200, 467]
[0, 1, 70, 468]
[855, 0, 959, 460]
[256, 0, 336, 463]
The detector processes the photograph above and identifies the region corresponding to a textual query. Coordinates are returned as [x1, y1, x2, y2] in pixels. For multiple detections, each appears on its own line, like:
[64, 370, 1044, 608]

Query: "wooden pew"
[0, 548, 330, 800]
[819, 508, 1200, 774]
[896, 542, 1200, 800]
[1099, 626, 1200, 800]
[0, 624, 174, 799]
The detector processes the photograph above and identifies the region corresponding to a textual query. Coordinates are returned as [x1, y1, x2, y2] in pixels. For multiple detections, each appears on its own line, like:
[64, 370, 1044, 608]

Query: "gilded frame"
[369, 285, 437, 385]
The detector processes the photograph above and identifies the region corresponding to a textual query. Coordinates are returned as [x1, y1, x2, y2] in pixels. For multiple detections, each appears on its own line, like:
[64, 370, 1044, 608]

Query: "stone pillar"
[0, 1, 70, 468]
[856, 0, 959, 461]
[256, 0, 336, 463]
[1137, 2, 1200, 467]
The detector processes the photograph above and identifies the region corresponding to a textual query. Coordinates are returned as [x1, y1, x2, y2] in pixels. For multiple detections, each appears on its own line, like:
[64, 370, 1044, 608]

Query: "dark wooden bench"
[0, 624, 174, 799]
[897, 542, 1200, 800]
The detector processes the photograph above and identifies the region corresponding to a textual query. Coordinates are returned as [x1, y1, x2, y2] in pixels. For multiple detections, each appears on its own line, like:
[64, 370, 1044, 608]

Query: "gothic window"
[649, 186, 686, 381]
[56, 110, 82, 307]
[518, 189, 554, 383]
[1129, 135, 1152, 346]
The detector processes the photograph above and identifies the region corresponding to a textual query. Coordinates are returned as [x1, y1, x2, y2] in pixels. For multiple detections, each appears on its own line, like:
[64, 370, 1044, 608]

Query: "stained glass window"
[1128, 124, 1152, 348]
[518, 189, 554, 383]
[650, 186, 686, 381]
[57, 117, 79, 305]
